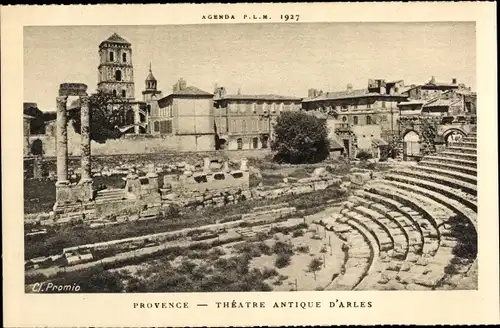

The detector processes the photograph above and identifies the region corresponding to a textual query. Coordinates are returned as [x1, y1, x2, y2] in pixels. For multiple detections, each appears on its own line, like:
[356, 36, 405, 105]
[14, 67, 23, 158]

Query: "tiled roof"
[423, 98, 461, 108]
[222, 94, 301, 101]
[398, 100, 425, 106]
[303, 88, 405, 103]
[163, 86, 213, 98]
[101, 33, 131, 45]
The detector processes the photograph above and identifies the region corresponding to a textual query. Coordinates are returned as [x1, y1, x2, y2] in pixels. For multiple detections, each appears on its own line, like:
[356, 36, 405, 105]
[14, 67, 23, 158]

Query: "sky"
[24, 22, 476, 110]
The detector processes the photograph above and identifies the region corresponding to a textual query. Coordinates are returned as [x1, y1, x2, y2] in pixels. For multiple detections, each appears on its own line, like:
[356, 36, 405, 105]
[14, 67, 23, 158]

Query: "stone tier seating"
[315, 134, 477, 290]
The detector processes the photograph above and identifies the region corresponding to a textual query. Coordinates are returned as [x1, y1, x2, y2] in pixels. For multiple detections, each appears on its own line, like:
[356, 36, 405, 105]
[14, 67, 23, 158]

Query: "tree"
[356, 150, 373, 161]
[308, 258, 323, 280]
[271, 111, 330, 164]
[68, 90, 133, 144]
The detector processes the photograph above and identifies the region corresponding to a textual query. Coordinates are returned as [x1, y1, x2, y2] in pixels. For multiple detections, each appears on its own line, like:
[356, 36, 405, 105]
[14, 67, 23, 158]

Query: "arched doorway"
[31, 139, 43, 156]
[444, 129, 465, 146]
[125, 110, 135, 126]
[403, 131, 420, 157]
[252, 137, 259, 149]
[261, 135, 269, 149]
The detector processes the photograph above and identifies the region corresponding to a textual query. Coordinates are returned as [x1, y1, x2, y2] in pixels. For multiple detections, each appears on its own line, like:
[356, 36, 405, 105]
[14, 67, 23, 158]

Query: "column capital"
[56, 96, 68, 104]
[79, 95, 90, 106]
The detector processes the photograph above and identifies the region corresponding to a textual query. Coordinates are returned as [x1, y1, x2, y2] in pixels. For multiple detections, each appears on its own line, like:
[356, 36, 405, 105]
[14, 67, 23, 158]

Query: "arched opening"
[125, 110, 135, 126]
[121, 89, 126, 98]
[216, 138, 227, 150]
[252, 137, 259, 149]
[109, 51, 114, 62]
[31, 139, 43, 156]
[115, 70, 122, 81]
[261, 135, 269, 149]
[237, 138, 243, 150]
[353, 116, 358, 125]
[403, 131, 420, 157]
[112, 90, 117, 97]
[444, 130, 465, 146]
[122, 52, 127, 63]
[366, 115, 372, 125]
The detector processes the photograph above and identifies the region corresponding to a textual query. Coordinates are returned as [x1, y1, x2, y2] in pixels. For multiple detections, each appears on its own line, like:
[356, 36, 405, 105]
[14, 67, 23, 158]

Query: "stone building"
[23, 114, 34, 157]
[302, 79, 408, 158]
[97, 33, 135, 100]
[151, 79, 216, 151]
[213, 86, 302, 150]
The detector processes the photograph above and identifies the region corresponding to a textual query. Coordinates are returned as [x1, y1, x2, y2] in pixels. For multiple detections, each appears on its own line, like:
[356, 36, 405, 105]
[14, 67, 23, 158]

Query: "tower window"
[121, 90, 126, 97]
[366, 115, 372, 125]
[112, 90, 117, 97]
[122, 53, 127, 63]
[353, 116, 358, 125]
[115, 70, 122, 81]
[109, 51, 114, 62]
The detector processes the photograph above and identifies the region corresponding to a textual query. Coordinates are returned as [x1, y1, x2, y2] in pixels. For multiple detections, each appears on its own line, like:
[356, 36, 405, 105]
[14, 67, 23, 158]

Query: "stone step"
[413, 165, 476, 185]
[343, 210, 393, 251]
[379, 179, 477, 231]
[393, 168, 477, 196]
[355, 189, 424, 251]
[461, 137, 477, 143]
[418, 160, 477, 176]
[383, 173, 478, 211]
[445, 146, 477, 155]
[438, 151, 477, 162]
[447, 141, 476, 149]
[352, 205, 407, 257]
[421, 155, 476, 169]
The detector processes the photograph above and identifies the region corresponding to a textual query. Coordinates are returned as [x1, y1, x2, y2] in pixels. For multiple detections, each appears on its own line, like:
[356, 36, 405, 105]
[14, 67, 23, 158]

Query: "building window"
[367, 104, 371, 109]
[159, 120, 173, 134]
[342, 105, 348, 110]
[279, 103, 284, 112]
[237, 138, 243, 150]
[261, 135, 269, 149]
[109, 51, 114, 62]
[112, 90, 117, 97]
[353, 104, 358, 109]
[121, 90, 126, 97]
[271, 103, 276, 113]
[366, 115, 372, 125]
[122, 53, 127, 63]
[342, 116, 347, 122]
[252, 103, 257, 113]
[241, 120, 247, 132]
[262, 103, 268, 113]
[252, 137, 259, 149]
[231, 120, 237, 132]
[115, 70, 122, 81]
[154, 121, 159, 132]
[353, 116, 358, 125]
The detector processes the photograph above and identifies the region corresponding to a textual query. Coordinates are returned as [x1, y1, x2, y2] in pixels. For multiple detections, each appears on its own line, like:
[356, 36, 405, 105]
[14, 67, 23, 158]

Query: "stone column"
[80, 96, 91, 182]
[55, 96, 69, 185]
[134, 105, 140, 134]
[223, 161, 229, 172]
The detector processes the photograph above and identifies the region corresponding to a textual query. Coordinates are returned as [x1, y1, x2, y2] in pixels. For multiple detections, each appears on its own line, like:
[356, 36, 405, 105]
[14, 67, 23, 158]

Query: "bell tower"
[142, 62, 162, 103]
[97, 33, 135, 100]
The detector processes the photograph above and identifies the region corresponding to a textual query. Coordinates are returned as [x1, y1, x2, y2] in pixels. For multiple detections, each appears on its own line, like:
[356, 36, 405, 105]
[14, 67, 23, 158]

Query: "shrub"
[296, 245, 310, 253]
[275, 254, 291, 268]
[292, 230, 305, 238]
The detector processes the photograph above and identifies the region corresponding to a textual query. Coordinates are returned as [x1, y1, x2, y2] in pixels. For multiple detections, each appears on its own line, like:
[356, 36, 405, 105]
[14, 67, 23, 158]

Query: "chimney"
[452, 78, 457, 84]
[308, 88, 316, 98]
[237, 88, 241, 95]
[430, 76, 436, 84]
[347, 84, 353, 92]
[172, 82, 179, 92]
[178, 78, 187, 90]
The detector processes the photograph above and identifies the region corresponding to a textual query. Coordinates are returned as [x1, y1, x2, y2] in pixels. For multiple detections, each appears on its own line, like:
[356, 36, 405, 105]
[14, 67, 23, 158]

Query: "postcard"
[2, 2, 499, 327]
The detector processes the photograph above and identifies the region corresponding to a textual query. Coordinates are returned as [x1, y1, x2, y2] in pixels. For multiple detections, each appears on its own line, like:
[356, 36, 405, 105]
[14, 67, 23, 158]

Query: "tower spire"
[149, 61, 152, 73]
